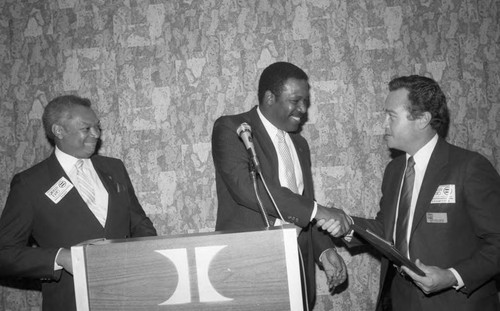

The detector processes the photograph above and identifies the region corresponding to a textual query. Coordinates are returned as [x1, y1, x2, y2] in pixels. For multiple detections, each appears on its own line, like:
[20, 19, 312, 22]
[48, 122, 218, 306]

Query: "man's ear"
[418, 111, 432, 130]
[263, 90, 275, 107]
[52, 124, 64, 139]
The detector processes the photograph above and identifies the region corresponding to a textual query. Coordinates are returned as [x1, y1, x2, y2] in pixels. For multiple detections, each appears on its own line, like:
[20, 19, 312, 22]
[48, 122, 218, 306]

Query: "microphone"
[236, 122, 262, 174]
[236, 122, 269, 227]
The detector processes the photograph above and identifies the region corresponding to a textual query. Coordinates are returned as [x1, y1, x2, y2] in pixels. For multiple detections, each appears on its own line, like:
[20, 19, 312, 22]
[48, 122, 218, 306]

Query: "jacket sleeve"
[454, 154, 500, 294]
[212, 116, 315, 228]
[0, 174, 60, 279]
[118, 161, 157, 238]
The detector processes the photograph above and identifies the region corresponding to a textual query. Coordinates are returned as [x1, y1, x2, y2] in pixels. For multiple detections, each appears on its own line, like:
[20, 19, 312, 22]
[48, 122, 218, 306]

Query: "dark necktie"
[395, 156, 415, 257]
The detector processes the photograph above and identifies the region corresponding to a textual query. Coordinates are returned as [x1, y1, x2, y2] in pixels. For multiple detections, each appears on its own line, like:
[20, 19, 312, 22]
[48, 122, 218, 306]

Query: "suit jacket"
[351, 138, 500, 311]
[0, 152, 157, 311]
[212, 106, 335, 309]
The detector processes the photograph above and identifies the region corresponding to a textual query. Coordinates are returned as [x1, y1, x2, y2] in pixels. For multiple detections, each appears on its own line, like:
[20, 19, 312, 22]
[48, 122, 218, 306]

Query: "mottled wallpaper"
[0, 0, 499, 310]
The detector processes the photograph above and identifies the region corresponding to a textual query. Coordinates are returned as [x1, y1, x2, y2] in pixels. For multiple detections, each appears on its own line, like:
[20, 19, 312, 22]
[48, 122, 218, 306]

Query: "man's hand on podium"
[56, 248, 73, 275]
[320, 248, 347, 292]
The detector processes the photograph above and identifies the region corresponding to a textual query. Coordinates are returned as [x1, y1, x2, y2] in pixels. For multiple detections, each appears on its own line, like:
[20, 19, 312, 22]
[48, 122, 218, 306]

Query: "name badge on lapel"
[431, 184, 455, 204]
[45, 177, 74, 204]
[426, 212, 448, 223]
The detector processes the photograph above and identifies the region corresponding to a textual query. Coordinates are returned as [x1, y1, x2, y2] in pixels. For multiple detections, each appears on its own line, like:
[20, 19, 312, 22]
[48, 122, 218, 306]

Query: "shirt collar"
[257, 106, 281, 140]
[55, 146, 90, 173]
[409, 134, 438, 169]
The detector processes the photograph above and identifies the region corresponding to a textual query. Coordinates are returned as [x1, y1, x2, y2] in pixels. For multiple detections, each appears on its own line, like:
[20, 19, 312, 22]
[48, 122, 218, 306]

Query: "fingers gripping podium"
[71, 225, 303, 311]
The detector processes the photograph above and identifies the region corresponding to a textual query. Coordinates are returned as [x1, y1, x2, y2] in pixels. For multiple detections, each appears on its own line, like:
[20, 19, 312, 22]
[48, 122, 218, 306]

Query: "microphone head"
[236, 122, 252, 136]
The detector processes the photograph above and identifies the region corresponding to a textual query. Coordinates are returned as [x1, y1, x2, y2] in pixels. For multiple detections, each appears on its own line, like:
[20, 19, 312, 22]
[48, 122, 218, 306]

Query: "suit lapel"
[46, 152, 71, 184]
[247, 107, 312, 196]
[91, 156, 117, 196]
[248, 107, 280, 180]
[90, 156, 117, 228]
[46, 152, 104, 228]
[385, 157, 406, 242]
[46, 153, 85, 205]
[410, 138, 449, 237]
[289, 132, 313, 197]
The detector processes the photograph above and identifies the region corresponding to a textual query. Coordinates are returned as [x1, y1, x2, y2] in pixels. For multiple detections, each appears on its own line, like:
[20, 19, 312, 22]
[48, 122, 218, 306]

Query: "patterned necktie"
[276, 130, 299, 194]
[395, 156, 415, 257]
[76, 159, 96, 206]
[75, 159, 106, 227]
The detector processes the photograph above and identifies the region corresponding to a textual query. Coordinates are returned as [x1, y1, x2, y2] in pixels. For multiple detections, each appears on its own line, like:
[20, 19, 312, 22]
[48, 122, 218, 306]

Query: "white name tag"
[426, 212, 448, 223]
[431, 184, 455, 204]
[45, 177, 74, 204]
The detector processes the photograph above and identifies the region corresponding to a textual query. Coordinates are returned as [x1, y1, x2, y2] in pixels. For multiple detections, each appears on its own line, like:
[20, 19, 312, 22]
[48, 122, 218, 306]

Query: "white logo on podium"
[155, 245, 233, 305]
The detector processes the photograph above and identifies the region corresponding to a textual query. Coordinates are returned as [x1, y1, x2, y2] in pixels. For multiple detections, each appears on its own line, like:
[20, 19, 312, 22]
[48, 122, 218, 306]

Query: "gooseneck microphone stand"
[249, 161, 271, 228]
[248, 160, 287, 227]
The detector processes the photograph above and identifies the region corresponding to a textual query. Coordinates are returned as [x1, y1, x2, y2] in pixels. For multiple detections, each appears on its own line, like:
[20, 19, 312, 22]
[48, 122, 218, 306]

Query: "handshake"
[314, 205, 352, 237]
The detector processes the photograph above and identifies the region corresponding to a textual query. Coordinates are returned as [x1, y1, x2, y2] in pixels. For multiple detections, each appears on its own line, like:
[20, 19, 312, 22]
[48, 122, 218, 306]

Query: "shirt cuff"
[54, 248, 63, 271]
[310, 201, 318, 221]
[342, 215, 354, 241]
[448, 268, 465, 290]
[319, 247, 337, 266]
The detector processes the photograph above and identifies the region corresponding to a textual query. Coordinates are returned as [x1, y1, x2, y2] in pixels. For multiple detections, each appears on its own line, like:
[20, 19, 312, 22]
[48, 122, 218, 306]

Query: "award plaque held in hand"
[350, 223, 425, 276]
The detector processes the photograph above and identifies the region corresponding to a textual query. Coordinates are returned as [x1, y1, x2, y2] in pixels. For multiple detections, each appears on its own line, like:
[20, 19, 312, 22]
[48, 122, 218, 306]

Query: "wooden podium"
[71, 225, 304, 310]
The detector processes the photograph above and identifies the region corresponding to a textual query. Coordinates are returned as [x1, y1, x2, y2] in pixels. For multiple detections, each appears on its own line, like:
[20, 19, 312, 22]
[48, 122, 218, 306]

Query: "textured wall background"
[0, 0, 499, 310]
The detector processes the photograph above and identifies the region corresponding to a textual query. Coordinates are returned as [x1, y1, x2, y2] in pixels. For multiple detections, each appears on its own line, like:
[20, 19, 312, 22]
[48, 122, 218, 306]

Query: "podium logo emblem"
[155, 245, 233, 305]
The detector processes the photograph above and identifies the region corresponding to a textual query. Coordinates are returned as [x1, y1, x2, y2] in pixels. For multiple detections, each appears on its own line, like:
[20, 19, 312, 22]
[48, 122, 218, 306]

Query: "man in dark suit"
[322, 75, 500, 310]
[0, 95, 157, 311]
[212, 61, 349, 310]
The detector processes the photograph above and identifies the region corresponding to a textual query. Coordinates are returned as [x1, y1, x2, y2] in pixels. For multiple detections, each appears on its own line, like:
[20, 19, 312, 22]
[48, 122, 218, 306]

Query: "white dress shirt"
[55, 147, 109, 221]
[394, 134, 464, 289]
[53, 147, 109, 270]
[257, 107, 318, 223]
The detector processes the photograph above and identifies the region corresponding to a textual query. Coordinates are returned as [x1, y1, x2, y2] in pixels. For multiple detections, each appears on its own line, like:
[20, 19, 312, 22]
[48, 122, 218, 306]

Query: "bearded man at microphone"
[211, 61, 351, 310]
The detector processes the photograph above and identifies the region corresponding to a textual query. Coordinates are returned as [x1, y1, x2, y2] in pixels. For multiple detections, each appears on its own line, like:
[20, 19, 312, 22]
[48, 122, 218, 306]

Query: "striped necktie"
[395, 156, 415, 257]
[76, 159, 96, 206]
[75, 159, 106, 227]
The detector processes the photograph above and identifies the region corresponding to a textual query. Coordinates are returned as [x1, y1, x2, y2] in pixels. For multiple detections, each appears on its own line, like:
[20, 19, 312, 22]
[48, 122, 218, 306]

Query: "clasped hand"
[315, 205, 352, 237]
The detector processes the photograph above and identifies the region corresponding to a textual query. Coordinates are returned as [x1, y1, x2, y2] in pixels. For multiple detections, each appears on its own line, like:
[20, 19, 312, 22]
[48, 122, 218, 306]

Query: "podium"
[71, 225, 304, 310]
